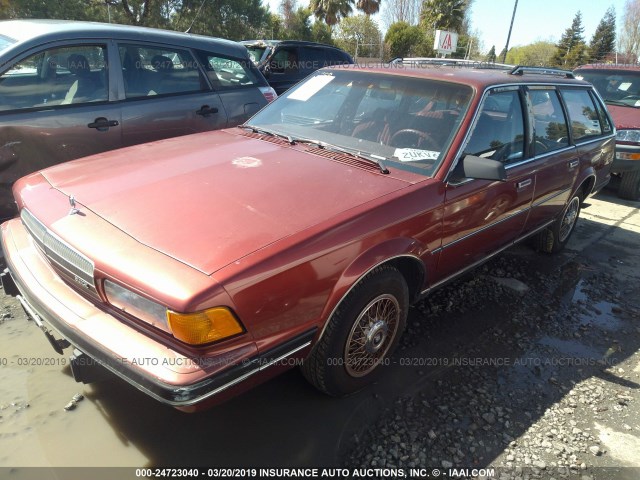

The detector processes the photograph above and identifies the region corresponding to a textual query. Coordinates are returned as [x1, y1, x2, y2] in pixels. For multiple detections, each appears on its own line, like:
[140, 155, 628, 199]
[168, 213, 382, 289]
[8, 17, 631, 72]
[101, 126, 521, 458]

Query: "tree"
[551, 11, 588, 68]
[385, 21, 423, 58]
[311, 21, 334, 44]
[309, 0, 353, 26]
[485, 45, 496, 63]
[619, 0, 640, 63]
[310, 0, 382, 26]
[176, 0, 271, 40]
[355, 0, 381, 16]
[4, 0, 107, 21]
[505, 41, 556, 66]
[589, 6, 616, 63]
[334, 14, 381, 59]
[381, 0, 421, 29]
[420, 0, 468, 32]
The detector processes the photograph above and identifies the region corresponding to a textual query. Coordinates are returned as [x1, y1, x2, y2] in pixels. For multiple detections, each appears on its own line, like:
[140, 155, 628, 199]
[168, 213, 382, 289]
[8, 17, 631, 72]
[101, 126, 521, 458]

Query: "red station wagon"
[1, 65, 615, 411]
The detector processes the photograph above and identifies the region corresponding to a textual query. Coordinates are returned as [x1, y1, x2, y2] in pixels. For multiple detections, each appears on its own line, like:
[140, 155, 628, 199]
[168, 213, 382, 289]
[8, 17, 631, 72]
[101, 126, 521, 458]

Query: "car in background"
[1, 65, 614, 411]
[241, 39, 353, 94]
[574, 64, 640, 200]
[0, 20, 276, 221]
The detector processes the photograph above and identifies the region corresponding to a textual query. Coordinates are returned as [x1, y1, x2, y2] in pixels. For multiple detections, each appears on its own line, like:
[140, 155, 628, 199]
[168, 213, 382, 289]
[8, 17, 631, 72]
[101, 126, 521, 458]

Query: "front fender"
[316, 237, 426, 341]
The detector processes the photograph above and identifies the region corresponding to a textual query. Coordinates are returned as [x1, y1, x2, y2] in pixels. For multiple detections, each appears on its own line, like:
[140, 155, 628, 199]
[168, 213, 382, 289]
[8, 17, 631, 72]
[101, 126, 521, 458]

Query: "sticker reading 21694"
[394, 148, 439, 162]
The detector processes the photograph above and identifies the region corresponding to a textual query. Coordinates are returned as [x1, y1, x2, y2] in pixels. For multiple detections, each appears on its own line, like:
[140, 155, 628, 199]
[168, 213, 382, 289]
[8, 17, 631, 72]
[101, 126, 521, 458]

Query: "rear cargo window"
[196, 51, 262, 90]
[560, 88, 603, 141]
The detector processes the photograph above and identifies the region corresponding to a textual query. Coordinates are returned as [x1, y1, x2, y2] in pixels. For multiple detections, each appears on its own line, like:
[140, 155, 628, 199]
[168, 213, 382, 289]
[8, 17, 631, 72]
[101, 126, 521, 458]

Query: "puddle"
[570, 279, 622, 331]
[538, 335, 603, 360]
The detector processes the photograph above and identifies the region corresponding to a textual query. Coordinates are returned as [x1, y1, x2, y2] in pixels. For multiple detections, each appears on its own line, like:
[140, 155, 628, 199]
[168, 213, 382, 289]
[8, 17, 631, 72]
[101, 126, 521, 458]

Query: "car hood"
[40, 130, 409, 275]
[606, 104, 640, 130]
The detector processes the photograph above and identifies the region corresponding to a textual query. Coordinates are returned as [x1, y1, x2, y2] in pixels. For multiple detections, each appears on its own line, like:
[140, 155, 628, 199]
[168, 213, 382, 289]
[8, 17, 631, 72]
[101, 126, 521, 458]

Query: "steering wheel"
[389, 129, 439, 150]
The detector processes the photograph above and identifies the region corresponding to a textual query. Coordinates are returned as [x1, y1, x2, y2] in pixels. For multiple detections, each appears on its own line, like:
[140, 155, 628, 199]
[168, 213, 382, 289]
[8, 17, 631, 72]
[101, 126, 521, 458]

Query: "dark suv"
[0, 20, 276, 221]
[241, 40, 354, 95]
[574, 64, 640, 200]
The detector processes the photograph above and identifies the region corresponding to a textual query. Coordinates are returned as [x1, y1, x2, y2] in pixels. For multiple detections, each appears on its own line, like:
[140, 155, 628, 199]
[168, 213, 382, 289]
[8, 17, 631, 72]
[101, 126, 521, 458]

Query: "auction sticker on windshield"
[288, 75, 334, 101]
[394, 148, 439, 162]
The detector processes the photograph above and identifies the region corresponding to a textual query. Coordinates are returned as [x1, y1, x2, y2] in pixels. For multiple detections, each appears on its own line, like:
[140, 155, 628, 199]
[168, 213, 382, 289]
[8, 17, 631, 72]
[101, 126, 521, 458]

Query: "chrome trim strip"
[178, 341, 313, 404]
[316, 253, 424, 345]
[421, 219, 555, 295]
[532, 187, 571, 208]
[575, 134, 616, 148]
[440, 207, 529, 251]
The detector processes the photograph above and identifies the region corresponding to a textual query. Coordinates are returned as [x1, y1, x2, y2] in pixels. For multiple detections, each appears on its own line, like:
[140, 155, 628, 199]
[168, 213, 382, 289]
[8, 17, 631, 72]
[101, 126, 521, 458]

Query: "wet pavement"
[0, 189, 638, 479]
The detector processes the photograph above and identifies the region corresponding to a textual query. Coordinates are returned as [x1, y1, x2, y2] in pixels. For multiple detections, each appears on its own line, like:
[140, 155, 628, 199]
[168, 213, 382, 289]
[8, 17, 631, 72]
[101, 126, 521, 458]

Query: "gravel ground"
[343, 192, 640, 479]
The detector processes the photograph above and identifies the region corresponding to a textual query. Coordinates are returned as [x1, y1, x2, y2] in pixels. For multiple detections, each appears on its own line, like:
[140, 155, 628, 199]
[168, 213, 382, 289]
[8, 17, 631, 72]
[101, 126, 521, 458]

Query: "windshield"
[246, 45, 269, 64]
[0, 35, 15, 54]
[576, 69, 640, 107]
[247, 69, 473, 176]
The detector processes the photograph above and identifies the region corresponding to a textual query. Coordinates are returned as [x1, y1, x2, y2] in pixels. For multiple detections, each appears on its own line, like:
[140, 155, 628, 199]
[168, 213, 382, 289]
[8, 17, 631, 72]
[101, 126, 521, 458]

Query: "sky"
[266, 0, 628, 54]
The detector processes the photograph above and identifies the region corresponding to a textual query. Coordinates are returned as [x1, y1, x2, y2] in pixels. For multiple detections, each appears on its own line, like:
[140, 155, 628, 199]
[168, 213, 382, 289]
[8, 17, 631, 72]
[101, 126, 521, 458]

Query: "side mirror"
[450, 155, 507, 182]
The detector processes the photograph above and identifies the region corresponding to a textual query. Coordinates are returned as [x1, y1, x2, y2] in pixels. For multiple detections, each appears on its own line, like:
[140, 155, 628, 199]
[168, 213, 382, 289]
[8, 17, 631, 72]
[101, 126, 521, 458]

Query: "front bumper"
[613, 143, 640, 173]
[1, 218, 314, 409]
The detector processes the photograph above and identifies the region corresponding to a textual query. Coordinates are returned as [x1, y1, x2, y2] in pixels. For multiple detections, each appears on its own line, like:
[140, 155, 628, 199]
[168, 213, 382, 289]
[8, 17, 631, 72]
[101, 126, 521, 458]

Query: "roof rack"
[509, 66, 575, 78]
[390, 57, 513, 70]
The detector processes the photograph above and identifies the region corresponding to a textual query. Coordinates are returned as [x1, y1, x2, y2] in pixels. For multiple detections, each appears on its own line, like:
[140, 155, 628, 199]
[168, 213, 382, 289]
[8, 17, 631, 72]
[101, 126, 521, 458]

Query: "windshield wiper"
[241, 124, 295, 144]
[604, 99, 640, 108]
[292, 137, 390, 174]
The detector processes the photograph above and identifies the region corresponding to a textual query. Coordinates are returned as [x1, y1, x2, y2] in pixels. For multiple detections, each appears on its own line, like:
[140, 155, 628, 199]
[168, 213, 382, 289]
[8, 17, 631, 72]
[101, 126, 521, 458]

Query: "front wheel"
[301, 265, 408, 396]
[536, 193, 581, 253]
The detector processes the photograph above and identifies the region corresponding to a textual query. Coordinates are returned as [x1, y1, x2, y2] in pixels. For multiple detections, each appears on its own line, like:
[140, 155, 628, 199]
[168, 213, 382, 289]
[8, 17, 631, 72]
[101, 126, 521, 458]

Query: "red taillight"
[259, 86, 277, 103]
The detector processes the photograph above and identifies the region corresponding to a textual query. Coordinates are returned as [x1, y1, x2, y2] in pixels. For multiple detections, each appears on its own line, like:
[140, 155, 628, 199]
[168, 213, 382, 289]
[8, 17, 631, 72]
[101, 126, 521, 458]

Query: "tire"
[618, 170, 640, 201]
[536, 193, 581, 253]
[301, 265, 409, 396]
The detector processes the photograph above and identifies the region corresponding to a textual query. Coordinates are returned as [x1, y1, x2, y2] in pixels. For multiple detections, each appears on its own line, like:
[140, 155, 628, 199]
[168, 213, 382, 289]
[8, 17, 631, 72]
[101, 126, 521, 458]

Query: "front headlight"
[104, 280, 169, 331]
[616, 129, 640, 144]
[167, 307, 244, 345]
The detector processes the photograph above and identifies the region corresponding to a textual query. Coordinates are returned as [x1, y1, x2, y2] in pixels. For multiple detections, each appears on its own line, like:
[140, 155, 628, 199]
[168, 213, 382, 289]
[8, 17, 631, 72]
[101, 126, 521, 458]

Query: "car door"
[116, 42, 227, 147]
[194, 51, 268, 125]
[0, 41, 121, 220]
[436, 88, 534, 281]
[524, 87, 578, 231]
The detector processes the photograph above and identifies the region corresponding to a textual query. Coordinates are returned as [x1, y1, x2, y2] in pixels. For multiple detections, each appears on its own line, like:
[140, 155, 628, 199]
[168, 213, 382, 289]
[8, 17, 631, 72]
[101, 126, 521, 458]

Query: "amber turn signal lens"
[167, 307, 244, 345]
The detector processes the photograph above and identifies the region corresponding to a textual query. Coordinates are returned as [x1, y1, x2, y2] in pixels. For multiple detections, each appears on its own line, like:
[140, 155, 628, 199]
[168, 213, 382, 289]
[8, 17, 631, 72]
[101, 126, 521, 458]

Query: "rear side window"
[560, 88, 603, 141]
[119, 44, 206, 98]
[0, 44, 107, 111]
[464, 89, 525, 164]
[269, 47, 298, 73]
[195, 51, 262, 90]
[591, 91, 613, 134]
[529, 89, 569, 155]
[326, 49, 350, 65]
[299, 47, 325, 73]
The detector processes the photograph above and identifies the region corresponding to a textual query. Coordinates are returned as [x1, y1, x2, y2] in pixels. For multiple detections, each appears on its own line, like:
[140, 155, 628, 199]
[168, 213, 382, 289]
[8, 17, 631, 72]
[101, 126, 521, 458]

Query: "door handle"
[517, 179, 532, 189]
[568, 159, 579, 169]
[196, 105, 219, 117]
[88, 117, 119, 131]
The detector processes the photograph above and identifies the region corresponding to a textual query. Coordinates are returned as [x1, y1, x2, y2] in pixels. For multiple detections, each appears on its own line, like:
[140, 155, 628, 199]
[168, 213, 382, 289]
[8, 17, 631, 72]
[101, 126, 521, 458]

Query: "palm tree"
[420, 0, 467, 32]
[310, 0, 353, 25]
[356, 0, 381, 15]
[310, 0, 381, 25]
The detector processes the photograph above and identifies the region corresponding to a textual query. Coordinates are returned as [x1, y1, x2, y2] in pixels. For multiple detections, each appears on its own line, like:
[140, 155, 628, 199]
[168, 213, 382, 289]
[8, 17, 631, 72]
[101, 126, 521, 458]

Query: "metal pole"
[502, 0, 518, 63]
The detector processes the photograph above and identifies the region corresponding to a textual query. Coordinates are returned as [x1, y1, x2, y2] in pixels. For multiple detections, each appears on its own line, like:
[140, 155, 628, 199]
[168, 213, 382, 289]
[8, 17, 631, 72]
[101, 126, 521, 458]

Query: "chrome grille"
[21, 209, 96, 292]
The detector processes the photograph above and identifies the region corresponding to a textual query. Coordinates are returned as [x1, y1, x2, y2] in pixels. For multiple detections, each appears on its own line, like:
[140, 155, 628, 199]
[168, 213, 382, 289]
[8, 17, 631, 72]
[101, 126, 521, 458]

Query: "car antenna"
[185, 0, 207, 33]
